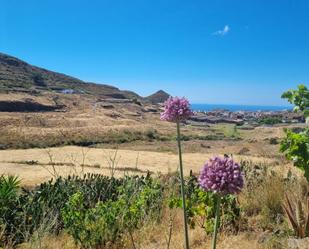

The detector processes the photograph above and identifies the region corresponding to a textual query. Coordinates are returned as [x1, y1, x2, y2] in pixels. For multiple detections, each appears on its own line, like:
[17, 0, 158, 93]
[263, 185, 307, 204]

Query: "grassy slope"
[0, 52, 142, 99]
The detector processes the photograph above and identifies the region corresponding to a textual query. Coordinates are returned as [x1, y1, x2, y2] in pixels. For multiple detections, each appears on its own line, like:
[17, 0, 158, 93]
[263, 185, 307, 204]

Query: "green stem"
[304, 168, 309, 184]
[211, 195, 221, 249]
[176, 122, 190, 249]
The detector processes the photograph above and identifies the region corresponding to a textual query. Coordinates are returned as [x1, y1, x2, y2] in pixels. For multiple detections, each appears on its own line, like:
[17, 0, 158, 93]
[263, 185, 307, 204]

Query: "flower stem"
[212, 194, 221, 249]
[176, 121, 190, 249]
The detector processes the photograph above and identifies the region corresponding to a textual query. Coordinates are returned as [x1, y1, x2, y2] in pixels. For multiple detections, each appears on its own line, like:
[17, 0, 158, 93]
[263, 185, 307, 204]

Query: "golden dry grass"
[0, 145, 285, 186]
[15, 206, 264, 249]
[16, 209, 272, 249]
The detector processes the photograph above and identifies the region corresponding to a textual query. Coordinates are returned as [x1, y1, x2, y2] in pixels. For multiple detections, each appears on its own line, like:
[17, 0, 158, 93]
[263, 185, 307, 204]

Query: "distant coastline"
[191, 104, 292, 112]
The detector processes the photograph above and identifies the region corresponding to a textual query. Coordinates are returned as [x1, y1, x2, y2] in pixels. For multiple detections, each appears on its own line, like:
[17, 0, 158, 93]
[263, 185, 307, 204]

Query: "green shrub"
[61, 191, 125, 248]
[281, 85, 309, 182]
[168, 174, 241, 234]
[258, 117, 282, 125]
[280, 128, 309, 181]
[0, 175, 22, 246]
[269, 137, 279, 145]
[281, 84, 309, 118]
[0, 173, 163, 247]
[145, 128, 158, 140]
[32, 73, 46, 87]
[62, 179, 163, 248]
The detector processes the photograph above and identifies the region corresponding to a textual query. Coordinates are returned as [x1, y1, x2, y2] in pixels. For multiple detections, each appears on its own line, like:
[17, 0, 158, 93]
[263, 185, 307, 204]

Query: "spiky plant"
[0, 175, 20, 216]
[283, 194, 309, 238]
[0, 175, 21, 246]
[0, 175, 20, 199]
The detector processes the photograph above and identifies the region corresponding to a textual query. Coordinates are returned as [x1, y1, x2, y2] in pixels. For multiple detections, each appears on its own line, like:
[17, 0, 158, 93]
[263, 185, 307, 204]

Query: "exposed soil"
[0, 100, 64, 112]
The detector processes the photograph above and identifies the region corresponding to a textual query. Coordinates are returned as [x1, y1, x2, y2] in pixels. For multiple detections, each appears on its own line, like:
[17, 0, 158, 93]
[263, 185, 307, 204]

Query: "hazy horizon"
[190, 103, 292, 112]
[191, 103, 292, 107]
[1, 0, 308, 105]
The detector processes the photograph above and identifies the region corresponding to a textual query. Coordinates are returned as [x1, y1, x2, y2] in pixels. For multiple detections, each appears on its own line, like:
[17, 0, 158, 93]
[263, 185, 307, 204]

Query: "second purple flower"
[199, 156, 244, 195]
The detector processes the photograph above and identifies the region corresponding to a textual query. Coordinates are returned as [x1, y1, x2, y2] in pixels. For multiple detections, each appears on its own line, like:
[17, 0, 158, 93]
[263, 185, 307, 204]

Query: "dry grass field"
[0, 145, 287, 186]
[0, 93, 296, 186]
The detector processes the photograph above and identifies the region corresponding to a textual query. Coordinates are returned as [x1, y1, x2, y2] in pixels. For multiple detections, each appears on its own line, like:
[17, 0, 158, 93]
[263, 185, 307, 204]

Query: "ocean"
[191, 104, 292, 112]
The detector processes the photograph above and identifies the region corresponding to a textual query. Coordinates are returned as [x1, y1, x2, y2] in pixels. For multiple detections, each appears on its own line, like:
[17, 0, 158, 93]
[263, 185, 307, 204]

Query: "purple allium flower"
[199, 156, 244, 195]
[160, 97, 193, 122]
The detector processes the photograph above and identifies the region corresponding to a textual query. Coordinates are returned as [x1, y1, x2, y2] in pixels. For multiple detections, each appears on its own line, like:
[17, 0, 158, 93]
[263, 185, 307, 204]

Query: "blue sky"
[1, 0, 308, 105]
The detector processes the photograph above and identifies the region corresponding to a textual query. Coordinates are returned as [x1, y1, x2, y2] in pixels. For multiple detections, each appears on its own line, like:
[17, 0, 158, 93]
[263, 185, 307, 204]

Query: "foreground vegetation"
[0, 159, 308, 249]
[0, 173, 163, 248]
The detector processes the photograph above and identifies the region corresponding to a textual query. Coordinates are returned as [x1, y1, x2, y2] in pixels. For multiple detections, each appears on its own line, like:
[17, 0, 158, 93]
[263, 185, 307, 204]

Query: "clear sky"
[1, 0, 308, 105]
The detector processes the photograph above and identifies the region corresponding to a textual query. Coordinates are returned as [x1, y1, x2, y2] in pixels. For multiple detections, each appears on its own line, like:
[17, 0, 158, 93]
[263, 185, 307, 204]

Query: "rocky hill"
[145, 90, 170, 104]
[0, 53, 142, 100]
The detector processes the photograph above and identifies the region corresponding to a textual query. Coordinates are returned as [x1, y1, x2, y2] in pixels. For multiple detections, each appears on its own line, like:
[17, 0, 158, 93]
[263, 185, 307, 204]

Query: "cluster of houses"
[189, 109, 304, 125]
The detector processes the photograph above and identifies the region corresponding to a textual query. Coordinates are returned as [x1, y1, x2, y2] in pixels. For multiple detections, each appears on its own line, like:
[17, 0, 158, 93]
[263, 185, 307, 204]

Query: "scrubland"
[0, 93, 308, 249]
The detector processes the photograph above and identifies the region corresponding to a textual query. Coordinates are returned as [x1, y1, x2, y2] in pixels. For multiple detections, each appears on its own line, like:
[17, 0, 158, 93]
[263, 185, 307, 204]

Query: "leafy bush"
[280, 128, 309, 181]
[258, 117, 282, 125]
[174, 134, 227, 142]
[0, 173, 163, 247]
[168, 174, 241, 234]
[281, 84, 309, 118]
[269, 137, 279, 145]
[145, 128, 159, 140]
[0, 175, 21, 246]
[62, 192, 124, 248]
[32, 73, 46, 87]
[20, 174, 126, 235]
[281, 84, 309, 182]
[62, 178, 163, 248]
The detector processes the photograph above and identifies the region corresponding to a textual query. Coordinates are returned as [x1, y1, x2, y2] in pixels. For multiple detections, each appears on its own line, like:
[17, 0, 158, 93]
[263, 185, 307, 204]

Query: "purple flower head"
[160, 96, 193, 122]
[199, 156, 244, 195]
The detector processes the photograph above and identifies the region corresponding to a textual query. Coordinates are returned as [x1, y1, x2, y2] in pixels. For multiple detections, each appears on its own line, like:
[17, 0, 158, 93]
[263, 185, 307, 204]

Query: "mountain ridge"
[145, 90, 170, 104]
[0, 52, 169, 102]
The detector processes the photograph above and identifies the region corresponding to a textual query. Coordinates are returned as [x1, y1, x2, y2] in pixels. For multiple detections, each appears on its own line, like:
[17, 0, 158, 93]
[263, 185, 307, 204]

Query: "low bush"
[62, 179, 162, 248]
[280, 127, 309, 182]
[0, 173, 162, 247]
[3, 163, 299, 248]
[168, 174, 241, 234]
[145, 128, 159, 140]
[0, 175, 21, 245]
[258, 117, 282, 125]
[269, 137, 279, 145]
[0, 129, 170, 149]
[1, 172, 243, 247]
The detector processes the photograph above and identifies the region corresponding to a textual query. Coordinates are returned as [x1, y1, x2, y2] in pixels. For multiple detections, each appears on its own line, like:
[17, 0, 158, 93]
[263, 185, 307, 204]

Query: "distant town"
[189, 109, 304, 126]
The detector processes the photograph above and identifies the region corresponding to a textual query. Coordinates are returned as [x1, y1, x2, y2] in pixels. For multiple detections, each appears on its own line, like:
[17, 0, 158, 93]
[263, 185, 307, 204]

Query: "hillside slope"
[0, 53, 141, 99]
